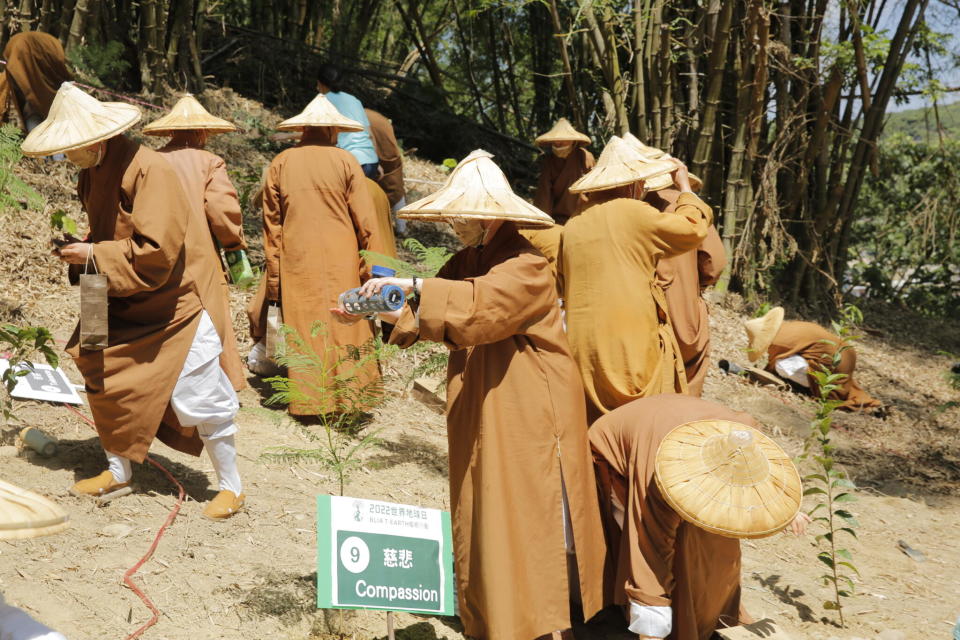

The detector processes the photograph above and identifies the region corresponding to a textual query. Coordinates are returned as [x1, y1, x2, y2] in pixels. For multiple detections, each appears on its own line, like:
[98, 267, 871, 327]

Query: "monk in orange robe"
[247, 94, 388, 415]
[647, 187, 727, 396]
[533, 118, 595, 224]
[590, 394, 809, 640]
[144, 94, 248, 391]
[365, 177, 397, 259]
[23, 83, 244, 518]
[559, 138, 712, 421]
[0, 31, 71, 131]
[364, 108, 405, 209]
[334, 151, 607, 640]
[520, 223, 562, 295]
[746, 308, 882, 411]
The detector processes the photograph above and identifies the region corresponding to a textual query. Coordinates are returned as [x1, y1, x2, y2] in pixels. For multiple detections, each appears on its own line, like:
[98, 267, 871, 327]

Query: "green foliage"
[50, 210, 78, 236]
[0, 324, 59, 424]
[0, 125, 43, 212]
[441, 158, 458, 173]
[754, 302, 773, 318]
[884, 102, 960, 142]
[799, 304, 862, 627]
[361, 238, 453, 279]
[66, 41, 131, 88]
[850, 135, 960, 317]
[260, 321, 389, 495]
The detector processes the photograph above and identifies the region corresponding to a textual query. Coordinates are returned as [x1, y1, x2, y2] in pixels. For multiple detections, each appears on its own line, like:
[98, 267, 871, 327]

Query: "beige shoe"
[70, 470, 132, 502]
[203, 490, 245, 520]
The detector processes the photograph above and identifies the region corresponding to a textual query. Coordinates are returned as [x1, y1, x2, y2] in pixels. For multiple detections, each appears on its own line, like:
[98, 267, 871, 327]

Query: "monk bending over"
[745, 306, 883, 412]
[0, 31, 71, 132]
[334, 151, 607, 640]
[590, 394, 809, 640]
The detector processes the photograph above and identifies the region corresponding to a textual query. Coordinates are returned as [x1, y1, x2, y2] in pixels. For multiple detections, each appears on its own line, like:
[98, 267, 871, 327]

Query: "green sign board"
[317, 495, 455, 615]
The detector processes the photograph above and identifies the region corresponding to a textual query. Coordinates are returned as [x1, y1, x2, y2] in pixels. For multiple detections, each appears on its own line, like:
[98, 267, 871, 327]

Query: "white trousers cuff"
[628, 602, 672, 638]
[0, 593, 68, 640]
[105, 450, 132, 483]
[170, 311, 239, 429]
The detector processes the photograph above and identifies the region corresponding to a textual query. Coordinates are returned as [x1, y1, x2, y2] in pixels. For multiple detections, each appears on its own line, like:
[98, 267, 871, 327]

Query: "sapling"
[0, 324, 59, 424]
[800, 303, 863, 627]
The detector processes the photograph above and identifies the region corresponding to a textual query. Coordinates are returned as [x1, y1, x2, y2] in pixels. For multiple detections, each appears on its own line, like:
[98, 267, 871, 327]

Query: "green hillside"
[884, 99, 960, 141]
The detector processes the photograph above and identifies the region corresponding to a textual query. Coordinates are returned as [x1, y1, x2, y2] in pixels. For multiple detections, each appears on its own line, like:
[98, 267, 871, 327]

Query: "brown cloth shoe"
[69, 470, 131, 500]
[203, 490, 245, 520]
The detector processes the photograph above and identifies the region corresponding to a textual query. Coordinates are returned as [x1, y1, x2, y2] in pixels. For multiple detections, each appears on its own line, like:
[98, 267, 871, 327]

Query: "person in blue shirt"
[316, 64, 380, 178]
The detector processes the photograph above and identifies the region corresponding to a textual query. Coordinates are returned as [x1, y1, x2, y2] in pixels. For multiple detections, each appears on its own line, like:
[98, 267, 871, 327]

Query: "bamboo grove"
[1, 0, 956, 309]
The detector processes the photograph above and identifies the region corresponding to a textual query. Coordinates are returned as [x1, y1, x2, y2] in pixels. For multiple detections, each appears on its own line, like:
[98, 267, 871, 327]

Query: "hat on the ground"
[277, 93, 364, 132]
[744, 306, 786, 363]
[622, 132, 703, 192]
[0, 479, 69, 540]
[568, 136, 675, 193]
[142, 94, 237, 136]
[398, 149, 553, 228]
[535, 118, 591, 147]
[21, 82, 141, 157]
[655, 419, 802, 539]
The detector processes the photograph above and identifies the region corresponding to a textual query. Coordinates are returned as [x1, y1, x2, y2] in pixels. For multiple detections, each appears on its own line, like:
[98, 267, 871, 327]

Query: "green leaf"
[838, 561, 861, 576]
[838, 527, 858, 539]
[823, 600, 839, 610]
[836, 548, 853, 561]
[803, 487, 827, 496]
[832, 477, 857, 489]
[817, 552, 835, 569]
[834, 492, 857, 502]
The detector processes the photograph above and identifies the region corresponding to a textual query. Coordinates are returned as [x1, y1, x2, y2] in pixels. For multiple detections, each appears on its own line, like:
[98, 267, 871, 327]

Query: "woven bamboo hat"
[744, 306, 786, 363]
[0, 479, 69, 540]
[655, 419, 802, 539]
[622, 132, 703, 192]
[535, 118, 591, 147]
[568, 136, 675, 194]
[21, 82, 141, 157]
[142, 93, 238, 136]
[277, 93, 364, 132]
[398, 149, 553, 228]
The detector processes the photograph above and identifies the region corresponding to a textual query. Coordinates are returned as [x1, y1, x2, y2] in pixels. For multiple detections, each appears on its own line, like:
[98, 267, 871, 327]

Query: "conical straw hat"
[398, 149, 553, 228]
[744, 306, 785, 363]
[655, 419, 802, 539]
[535, 118, 591, 146]
[277, 93, 364, 132]
[568, 136, 675, 193]
[142, 94, 238, 136]
[21, 82, 141, 157]
[0, 479, 69, 540]
[621, 133, 704, 192]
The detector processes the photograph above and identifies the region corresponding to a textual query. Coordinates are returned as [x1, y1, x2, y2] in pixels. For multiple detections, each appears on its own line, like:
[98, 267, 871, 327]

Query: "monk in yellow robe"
[23, 83, 244, 519]
[0, 31, 71, 131]
[646, 187, 727, 396]
[590, 393, 809, 640]
[143, 93, 248, 391]
[334, 151, 607, 640]
[559, 137, 712, 421]
[746, 307, 883, 411]
[247, 93, 389, 416]
[533, 118, 594, 224]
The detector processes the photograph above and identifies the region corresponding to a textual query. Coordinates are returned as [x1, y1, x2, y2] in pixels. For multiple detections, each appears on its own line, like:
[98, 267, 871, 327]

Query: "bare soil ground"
[1, 91, 958, 640]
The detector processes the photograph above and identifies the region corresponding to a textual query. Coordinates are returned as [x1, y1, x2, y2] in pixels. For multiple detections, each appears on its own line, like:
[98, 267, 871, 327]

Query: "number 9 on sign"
[340, 536, 370, 573]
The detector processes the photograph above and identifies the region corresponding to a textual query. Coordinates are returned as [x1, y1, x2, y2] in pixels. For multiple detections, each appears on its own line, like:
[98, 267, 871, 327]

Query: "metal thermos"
[20, 427, 58, 457]
[339, 266, 407, 315]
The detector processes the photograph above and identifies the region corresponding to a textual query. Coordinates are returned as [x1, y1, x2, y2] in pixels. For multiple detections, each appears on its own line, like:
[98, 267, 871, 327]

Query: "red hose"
[63, 403, 184, 640]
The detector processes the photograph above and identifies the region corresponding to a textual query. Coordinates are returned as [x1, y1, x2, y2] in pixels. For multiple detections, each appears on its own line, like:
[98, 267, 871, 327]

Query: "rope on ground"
[63, 402, 185, 640]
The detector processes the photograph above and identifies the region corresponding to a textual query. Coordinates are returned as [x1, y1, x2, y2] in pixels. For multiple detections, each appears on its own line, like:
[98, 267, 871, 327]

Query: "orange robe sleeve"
[392, 250, 554, 350]
[204, 157, 246, 252]
[262, 160, 284, 301]
[697, 225, 726, 289]
[647, 192, 713, 258]
[91, 164, 188, 297]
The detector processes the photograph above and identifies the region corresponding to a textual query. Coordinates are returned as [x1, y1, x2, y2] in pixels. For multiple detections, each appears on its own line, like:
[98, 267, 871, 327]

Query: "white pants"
[0, 592, 67, 640]
[107, 312, 241, 494]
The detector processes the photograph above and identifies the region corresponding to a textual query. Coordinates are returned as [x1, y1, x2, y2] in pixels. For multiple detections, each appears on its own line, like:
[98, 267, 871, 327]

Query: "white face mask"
[65, 143, 104, 169]
[451, 218, 486, 247]
[552, 143, 574, 158]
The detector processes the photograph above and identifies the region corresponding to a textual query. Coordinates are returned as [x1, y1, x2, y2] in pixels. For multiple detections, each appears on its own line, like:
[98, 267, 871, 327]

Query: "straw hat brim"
[143, 118, 237, 136]
[745, 306, 785, 363]
[535, 119, 591, 146]
[654, 420, 802, 539]
[22, 102, 141, 157]
[569, 158, 675, 194]
[398, 149, 554, 228]
[0, 479, 69, 540]
[277, 121, 364, 133]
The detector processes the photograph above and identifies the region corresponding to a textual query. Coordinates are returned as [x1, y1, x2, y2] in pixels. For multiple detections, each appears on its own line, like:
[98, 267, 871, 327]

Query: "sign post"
[317, 495, 455, 617]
